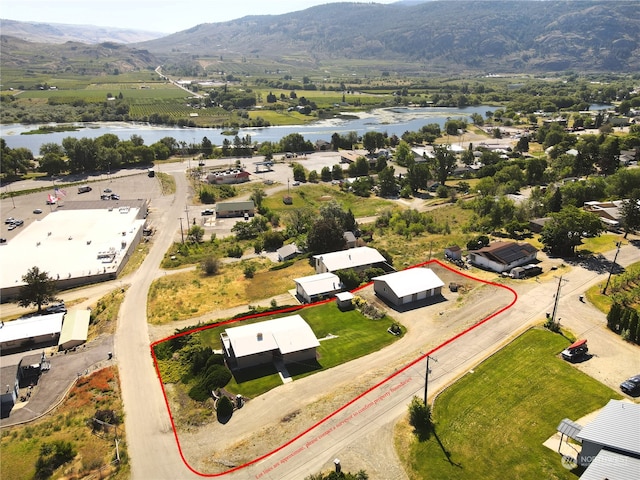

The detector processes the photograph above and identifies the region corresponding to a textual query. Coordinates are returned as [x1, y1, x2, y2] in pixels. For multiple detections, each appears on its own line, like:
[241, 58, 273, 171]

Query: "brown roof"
[474, 242, 537, 265]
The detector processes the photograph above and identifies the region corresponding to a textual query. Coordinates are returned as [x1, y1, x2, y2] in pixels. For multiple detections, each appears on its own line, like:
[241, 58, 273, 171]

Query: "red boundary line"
[149, 259, 518, 476]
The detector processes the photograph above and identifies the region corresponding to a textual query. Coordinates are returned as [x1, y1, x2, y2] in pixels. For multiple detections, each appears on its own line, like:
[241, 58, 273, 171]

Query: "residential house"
[220, 315, 320, 370]
[294, 272, 342, 304]
[576, 399, 640, 477]
[469, 241, 538, 273]
[313, 246, 388, 274]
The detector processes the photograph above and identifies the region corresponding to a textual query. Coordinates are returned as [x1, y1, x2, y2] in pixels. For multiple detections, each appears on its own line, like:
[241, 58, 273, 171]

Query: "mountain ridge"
[2, 1, 639, 75]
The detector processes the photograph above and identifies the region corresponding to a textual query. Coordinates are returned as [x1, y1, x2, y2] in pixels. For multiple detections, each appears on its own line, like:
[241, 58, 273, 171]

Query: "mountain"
[137, 1, 640, 73]
[0, 19, 165, 44]
[2, 1, 639, 75]
[0, 35, 157, 74]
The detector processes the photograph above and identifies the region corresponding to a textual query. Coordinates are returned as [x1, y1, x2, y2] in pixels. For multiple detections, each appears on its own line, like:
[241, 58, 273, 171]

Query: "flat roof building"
[0, 313, 64, 353]
[0, 203, 146, 300]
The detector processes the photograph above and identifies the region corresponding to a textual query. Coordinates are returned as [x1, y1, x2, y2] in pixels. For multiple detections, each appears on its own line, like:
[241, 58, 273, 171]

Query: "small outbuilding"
[335, 291, 354, 310]
[0, 365, 19, 418]
[58, 309, 90, 350]
[373, 268, 445, 306]
[220, 315, 320, 370]
[444, 245, 462, 261]
[277, 243, 299, 262]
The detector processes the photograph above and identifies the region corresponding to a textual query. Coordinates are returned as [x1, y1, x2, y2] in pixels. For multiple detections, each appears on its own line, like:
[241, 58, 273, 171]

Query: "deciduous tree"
[18, 266, 59, 314]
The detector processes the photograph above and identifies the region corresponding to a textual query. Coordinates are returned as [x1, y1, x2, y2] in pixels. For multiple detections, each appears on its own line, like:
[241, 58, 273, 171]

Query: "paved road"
[4, 157, 638, 478]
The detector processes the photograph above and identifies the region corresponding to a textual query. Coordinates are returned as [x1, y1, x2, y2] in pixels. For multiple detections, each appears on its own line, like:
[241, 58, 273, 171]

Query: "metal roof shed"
[58, 309, 90, 350]
[373, 268, 445, 306]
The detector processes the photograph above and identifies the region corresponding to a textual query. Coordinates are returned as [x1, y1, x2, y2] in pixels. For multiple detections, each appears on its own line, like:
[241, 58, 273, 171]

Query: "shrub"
[216, 395, 234, 421]
[408, 396, 433, 440]
[201, 256, 221, 276]
[244, 264, 257, 278]
[227, 245, 243, 258]
[202, 364, 232, 391]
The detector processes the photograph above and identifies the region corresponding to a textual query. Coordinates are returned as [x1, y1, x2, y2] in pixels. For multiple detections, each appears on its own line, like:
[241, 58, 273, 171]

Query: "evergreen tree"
[607, 303, 622, 331]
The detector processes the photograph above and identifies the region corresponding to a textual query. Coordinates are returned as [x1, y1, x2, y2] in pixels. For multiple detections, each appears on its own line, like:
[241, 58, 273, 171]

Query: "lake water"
[0, 104, 611, 153]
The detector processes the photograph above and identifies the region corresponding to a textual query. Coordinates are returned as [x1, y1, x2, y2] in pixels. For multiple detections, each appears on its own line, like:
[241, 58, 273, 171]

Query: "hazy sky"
[2, 0, 398, 33]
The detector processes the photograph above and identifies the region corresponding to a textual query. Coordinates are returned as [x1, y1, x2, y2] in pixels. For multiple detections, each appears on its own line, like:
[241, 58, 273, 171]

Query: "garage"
[373, 268, 445, 307]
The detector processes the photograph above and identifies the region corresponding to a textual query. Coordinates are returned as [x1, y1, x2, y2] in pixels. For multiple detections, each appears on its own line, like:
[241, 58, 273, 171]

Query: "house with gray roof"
[577, 399, 640, 470]
[220, 315, 320, 370]
[294, 272, 342, 304]
[313, 246, 388, 274]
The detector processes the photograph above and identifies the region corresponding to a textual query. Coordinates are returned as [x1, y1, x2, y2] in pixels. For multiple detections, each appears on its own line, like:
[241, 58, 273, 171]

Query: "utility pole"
[424, 355, 437, 404]
[602, 241, 622, 295]
[185, 205, 190, 227]
[178, 217, 184, 243]
[550, 275, 567, 328]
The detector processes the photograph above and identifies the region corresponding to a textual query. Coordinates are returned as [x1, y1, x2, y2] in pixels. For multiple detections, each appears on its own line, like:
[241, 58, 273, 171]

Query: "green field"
[396, 328, 621, 480]
[183, 301, 402, 398]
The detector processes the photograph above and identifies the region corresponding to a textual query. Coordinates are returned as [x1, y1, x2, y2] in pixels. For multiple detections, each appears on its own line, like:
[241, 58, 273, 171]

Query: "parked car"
[0, 238, 6, 244]
[33, 208, 43, 214]
[5, 217, 15, 224]
[201, 209, 214, 216]
[110, 193, 120, 200]
[101, 194, 111, 200]
[13, 219, 24, 227]
[561, 339, 588, 362]
[620, 374, 640, 396]
[103, 188, 112, 193]
[46, 302, 66, 313]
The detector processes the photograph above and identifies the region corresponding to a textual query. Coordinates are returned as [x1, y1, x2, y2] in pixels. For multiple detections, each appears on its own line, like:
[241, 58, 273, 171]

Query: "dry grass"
[0, 367, 128, 480]
[147, 258, 314, 325]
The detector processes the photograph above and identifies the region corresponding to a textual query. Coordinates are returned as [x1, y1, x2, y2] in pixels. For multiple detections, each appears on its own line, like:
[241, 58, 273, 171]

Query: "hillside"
[0, 19, 165, 44]
[0, 35, 158, 75]
[139, 1, 640, 74]
[2, 1, 639, 76]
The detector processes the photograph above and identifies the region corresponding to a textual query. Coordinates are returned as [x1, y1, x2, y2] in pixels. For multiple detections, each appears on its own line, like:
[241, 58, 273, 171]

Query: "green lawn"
[195, 301, 402, 397]
[397, 328, 621, 480]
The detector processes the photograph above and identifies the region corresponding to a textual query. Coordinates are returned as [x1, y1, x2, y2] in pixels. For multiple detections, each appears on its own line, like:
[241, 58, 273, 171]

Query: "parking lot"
[1, 168, 161, 243]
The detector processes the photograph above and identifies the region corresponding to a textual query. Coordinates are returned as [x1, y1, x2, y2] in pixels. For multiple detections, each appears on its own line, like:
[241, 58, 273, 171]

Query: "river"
[0, 103, 611, 153]
[0, 105, 502, 153]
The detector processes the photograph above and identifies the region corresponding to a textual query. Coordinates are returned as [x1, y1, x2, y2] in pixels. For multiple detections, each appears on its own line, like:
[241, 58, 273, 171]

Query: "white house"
[313, 246, 387, 274]
[294, 272, 343, 304]
[468, 242, 538, 273]
[373, 268, 444, 306]
[220, 315, 320, 370]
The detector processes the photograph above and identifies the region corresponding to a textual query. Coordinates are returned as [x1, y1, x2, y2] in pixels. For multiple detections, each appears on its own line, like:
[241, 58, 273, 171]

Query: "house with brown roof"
[469, 241, 538, 273]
